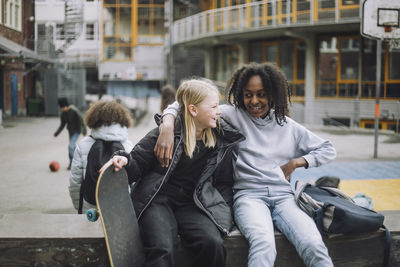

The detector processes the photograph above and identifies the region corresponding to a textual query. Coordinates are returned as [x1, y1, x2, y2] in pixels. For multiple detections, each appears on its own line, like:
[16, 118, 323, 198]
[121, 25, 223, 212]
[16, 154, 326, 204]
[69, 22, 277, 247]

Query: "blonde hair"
[176, 78, 220, 158]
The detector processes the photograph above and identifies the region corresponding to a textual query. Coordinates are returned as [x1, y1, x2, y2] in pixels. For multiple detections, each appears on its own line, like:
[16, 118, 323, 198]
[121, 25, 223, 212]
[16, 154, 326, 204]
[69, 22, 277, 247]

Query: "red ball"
[49, 161, 60, 172]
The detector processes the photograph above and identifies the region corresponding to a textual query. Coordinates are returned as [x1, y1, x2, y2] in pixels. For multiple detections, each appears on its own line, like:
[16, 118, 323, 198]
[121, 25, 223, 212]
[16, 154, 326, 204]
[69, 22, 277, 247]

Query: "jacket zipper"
[193, 187, 229, 235]
[192, 138, 243, 236]
[137, 137, 183, 219]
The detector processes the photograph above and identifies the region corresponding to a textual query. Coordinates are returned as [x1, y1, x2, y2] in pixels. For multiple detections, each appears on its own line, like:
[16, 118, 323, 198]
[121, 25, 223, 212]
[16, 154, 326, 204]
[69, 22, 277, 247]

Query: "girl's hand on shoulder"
[154, 120, 175, 168]
[99, 156, 128, 173]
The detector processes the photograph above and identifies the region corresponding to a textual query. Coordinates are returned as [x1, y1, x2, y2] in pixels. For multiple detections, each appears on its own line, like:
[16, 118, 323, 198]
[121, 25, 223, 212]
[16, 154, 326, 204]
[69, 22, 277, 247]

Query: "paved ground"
[0, 96, 399, 215]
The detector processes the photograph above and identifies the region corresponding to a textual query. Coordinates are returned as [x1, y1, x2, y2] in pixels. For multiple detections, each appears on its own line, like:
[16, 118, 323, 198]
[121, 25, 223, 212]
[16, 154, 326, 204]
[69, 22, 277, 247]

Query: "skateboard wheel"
[86, 209, 99, 222]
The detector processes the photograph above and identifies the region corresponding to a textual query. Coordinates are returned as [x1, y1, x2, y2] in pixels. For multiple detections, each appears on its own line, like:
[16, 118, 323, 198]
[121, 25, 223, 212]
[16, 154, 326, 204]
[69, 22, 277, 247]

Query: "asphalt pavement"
[0, 96, 399, 214]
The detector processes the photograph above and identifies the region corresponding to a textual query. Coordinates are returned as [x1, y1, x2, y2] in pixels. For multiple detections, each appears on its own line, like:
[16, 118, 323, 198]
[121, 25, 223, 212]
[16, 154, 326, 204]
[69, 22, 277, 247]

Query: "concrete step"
[0, 211, 399, 266]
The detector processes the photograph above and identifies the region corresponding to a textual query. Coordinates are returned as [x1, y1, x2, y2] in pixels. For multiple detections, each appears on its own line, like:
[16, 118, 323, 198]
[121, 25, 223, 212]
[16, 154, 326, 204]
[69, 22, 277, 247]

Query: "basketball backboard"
[361, 0, 400, 40]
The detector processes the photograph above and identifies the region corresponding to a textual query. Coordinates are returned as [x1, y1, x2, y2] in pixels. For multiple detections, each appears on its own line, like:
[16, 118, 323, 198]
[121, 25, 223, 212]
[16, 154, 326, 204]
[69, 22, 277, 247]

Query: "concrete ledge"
[0, 211, 399, 266]
[0, 214, 109, 266]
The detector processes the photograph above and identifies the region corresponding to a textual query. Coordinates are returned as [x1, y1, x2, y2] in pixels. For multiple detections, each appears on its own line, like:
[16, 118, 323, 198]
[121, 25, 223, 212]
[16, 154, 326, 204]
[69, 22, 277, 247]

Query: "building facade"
[98, 0, 165, 99]
[0, 0, 53, 116]
[35, 0, 165, 114]
[171, 0, 400, 130]
[35, 0, 100, 114]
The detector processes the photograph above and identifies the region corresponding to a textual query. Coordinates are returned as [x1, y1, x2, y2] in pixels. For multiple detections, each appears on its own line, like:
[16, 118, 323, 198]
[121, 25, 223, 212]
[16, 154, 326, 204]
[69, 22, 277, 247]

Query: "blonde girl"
[103, 78, 244, 267]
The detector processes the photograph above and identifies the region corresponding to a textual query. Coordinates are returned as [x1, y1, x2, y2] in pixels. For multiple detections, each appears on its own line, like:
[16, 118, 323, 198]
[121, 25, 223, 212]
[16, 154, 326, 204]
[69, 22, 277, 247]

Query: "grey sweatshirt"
[164, 102, 336, 193]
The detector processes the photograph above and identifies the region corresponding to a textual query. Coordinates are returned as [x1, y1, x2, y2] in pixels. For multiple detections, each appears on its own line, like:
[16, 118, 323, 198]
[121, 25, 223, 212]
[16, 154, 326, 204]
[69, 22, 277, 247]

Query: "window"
[338, 37, 360, 97]
[249, 43, 262, 63]
[387, 46, 400, 98]
[213, 0, 246, 8]
[215, 46, 239, 83]
[389, 47, 400, 80]
[56, 24, 65, 40]
[37, 24, 46, 37]
[340, 38, 359, 80]
[317, 36, 338, 96]
[103, 0, 133, 61]
[248, 40, 305, 97]
[280, 41, 294, 81]
[296, 42, 306, 80]
[5, 0, 22, 31]
[316, 35, 400, 99]
[137, 0, 165, 44]
[361, 38, 397, 99]
[86, 23, 95, 40]
[317, 36, 361, 97]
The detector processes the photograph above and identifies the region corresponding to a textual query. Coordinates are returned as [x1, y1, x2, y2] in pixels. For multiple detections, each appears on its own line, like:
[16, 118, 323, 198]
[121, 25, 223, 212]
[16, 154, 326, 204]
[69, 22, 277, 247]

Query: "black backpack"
[295, 181, 391, 267]
[78, 137, 124, 214]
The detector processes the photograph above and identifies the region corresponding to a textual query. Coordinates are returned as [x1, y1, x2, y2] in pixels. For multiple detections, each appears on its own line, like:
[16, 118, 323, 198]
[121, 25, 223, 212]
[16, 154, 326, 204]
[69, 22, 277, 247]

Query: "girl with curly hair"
[69, 100, 134, 213]
[156, 62, 336, 267]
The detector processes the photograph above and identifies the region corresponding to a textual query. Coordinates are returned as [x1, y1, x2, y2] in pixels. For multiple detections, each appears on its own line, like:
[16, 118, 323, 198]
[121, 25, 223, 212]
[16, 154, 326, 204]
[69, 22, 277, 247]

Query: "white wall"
[35, 0, 100, 61]
[99, 46, 165, 81]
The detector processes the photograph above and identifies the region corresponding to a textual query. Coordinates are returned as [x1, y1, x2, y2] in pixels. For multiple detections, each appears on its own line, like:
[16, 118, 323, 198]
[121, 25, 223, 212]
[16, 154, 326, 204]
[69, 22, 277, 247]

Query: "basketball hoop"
[382, 21, 398, 33]
[383, 24, 392, 33]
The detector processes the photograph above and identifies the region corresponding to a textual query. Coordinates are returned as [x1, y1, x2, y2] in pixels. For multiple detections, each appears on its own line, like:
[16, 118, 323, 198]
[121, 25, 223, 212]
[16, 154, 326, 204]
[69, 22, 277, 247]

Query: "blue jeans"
[68, 132, 80, 165]
[233, 188, 333, 267]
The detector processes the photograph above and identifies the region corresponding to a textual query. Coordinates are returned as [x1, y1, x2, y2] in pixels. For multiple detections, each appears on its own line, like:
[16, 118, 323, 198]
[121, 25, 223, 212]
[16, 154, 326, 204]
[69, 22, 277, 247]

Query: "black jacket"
[117, 116, 244, 236]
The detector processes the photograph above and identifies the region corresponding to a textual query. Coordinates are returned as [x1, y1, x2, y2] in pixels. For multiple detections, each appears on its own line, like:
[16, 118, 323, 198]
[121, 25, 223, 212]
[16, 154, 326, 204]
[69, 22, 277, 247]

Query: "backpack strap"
[78, 135, 95, 214]
[295, 181, 326, 233]
[294, 180, 308, 202]
[78, 185, 84, 214]
[319, 186, 354, 202]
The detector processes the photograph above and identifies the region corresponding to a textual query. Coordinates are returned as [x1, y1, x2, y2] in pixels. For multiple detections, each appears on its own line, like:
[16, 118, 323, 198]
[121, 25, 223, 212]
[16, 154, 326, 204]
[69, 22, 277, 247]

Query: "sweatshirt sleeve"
[162, 101, 179, 118]
[219, 104, 238, 127]
[294, 122, 337, 168]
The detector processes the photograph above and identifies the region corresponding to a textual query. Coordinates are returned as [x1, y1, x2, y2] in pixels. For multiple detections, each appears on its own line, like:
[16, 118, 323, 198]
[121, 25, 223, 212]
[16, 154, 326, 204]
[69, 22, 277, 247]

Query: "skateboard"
[96, 165, 145, 267]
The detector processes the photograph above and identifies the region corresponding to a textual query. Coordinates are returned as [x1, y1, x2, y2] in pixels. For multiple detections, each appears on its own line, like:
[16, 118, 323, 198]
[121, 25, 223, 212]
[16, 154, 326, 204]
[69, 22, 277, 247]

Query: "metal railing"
[172, 0, 360, 44]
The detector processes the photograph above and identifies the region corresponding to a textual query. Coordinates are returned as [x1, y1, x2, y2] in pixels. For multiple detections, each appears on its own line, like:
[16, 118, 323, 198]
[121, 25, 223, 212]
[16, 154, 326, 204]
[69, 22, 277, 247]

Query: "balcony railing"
[172, 0, 360, 44]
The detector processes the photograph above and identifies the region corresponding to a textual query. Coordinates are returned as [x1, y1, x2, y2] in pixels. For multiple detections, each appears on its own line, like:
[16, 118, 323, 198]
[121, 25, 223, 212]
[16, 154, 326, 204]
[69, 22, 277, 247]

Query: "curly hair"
[227, 62, 291, 126]
[85, 100, 133, 129]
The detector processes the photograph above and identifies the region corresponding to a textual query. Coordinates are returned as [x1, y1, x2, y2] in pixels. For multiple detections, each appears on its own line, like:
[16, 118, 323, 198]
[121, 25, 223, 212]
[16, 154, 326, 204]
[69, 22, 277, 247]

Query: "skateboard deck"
[96, 165, 145, 267]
